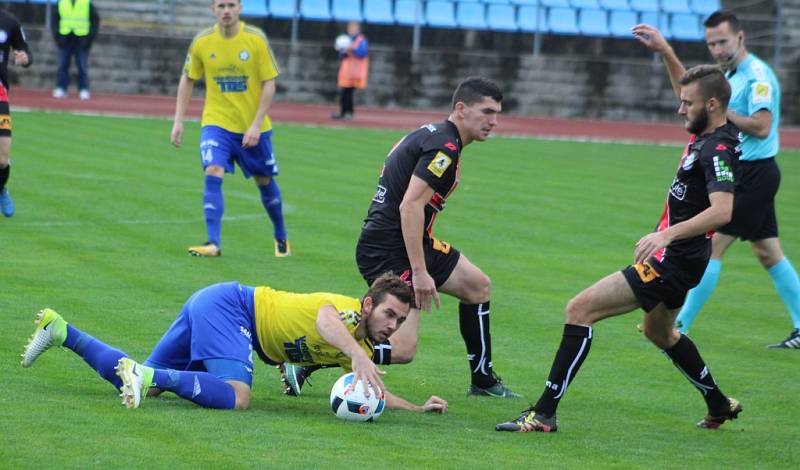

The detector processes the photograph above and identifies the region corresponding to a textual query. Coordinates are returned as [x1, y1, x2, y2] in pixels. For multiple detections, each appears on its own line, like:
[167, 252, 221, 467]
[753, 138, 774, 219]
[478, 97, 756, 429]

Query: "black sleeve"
[700, 142, 735, 195]
[411, 132, 459, 194]
[9, 17, 32, 67]
[89, 4, 100, 41]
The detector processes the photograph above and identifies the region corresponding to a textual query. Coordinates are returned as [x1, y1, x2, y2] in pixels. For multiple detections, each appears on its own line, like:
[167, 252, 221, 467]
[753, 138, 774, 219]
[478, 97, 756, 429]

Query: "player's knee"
[642, 324, 676, 349]
[233, 389, 251, 410]
[204, 165, 225, 177]
[752, 245, 782, 268]
[565, 295, 590, 324]
[462, 273, 491, 304]
[389, 339, 418, 364]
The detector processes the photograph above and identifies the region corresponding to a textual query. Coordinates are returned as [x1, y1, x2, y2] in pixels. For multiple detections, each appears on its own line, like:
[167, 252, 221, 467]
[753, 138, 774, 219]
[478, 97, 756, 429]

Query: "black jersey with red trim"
[654, 122, 739, 262]
[360, 120, 463, 251]
[0, 10, 32, 89]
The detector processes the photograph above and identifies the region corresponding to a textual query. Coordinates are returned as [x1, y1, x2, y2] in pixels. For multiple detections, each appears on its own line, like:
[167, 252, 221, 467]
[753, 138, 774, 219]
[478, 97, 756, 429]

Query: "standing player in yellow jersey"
[22, 272, 448, 413]
[171, 0, 290, 257]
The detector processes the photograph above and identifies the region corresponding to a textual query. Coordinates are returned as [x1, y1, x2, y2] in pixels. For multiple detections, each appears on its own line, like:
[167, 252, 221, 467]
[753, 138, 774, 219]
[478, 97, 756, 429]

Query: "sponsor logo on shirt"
[751, 82, 771, 105]
[681, 152, 697, 171]
[427, 151, 452, 178]
[239, 50, 250, 61]
[214, 75, 248, 93]
[670, 178, 687, 200]
[713, 155, 734, 182]
[372, 184, 387, 203]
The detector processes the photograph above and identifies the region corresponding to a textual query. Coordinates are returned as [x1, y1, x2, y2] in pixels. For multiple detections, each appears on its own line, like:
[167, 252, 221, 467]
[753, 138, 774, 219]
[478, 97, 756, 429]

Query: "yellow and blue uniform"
[144, 282, 372, 385]
[184, 22, 279, 134]
[253, 287, 373, 371]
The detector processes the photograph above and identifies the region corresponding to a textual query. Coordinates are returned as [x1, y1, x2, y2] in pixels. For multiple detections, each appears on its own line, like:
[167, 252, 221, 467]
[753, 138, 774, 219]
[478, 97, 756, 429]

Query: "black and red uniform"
[623, 122, 740, 311]
[357, 120, 463, 287]
[0, 9, 33, 137]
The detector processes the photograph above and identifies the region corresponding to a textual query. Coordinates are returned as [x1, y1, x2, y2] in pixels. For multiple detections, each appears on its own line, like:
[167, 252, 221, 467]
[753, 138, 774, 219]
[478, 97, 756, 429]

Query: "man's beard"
[687, 108, 709, 135]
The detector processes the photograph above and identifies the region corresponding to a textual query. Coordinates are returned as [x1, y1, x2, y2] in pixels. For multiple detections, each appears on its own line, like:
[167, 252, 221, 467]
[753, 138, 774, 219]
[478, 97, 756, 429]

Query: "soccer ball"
[334, 34, 352, 51]
[330, 372, 385, 422]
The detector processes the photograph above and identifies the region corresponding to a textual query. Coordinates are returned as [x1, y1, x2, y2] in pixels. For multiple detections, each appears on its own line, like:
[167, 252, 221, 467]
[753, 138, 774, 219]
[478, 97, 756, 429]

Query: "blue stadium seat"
[640, 11, 671, 38]
[487, 4, 518, 31]
[510, 0, 539, 4]
[457, 2, 487, 29]
[518, 5, 545, 32]
[241, 0, 268, 17]
[570, 0, 600, 8]
[548, 7, 579, 34]
[629, 0, 658, 12]
[690, 0, 720, 16]
[269, 0, 298, 19]
[363, 0, 394, 24]
[662, 0, 691, 14]
[609, 9, 637, 37]
[483, 0, 511, 3]
[671, 12, 703, 41]
[599, 0, 629, 10]
[300, 0, 331, 20]
[332, 0, 362, 21]
[395, 0, 424, 25]
[579, 8, 609, 36]
[426, 1, 458, 28]
[540, 0, 569, 6]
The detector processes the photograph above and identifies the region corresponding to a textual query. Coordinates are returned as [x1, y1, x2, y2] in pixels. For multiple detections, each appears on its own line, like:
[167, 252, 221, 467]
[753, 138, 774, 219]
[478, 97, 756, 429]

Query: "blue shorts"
[200, 125, 279, 178]
[144, 282, 256, 385]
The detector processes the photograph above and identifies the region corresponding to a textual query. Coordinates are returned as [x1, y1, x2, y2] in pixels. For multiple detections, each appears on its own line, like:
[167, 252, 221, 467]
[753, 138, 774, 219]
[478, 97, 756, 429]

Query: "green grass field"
[2, 111, 798, 468]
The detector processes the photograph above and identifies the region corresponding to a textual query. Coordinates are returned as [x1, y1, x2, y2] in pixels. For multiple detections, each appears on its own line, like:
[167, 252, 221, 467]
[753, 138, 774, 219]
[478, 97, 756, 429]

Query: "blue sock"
[152, 369, 236, 409]
[259, 180, 287, 241]
[203, 175, 224, 247]
[768, 258, 800, 330]
[676, 260, 722, 333]
[63, 324, 126, 389]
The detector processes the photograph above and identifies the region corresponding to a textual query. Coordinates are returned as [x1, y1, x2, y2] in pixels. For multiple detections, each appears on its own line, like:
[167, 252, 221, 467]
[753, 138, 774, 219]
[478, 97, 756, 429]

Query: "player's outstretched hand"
[242, 124, 261, 149]
[171, 122, 184, 147]
[631, 24, 670, 54]
[350, 352, 386, 398]
[412, 270, 440, 312]
[422, 396, 448, 414]
[634, 231, 671, 264]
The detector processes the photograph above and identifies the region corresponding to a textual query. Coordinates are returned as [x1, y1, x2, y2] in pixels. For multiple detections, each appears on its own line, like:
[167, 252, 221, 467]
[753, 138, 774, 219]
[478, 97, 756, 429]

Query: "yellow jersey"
[253, 287, 374, 370]
[184, 22, 279, 133]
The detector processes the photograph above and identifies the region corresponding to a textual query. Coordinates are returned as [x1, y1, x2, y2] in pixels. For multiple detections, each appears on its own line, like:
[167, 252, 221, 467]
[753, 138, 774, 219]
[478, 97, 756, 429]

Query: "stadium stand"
[609, 9, 637, 37]
[395, 0, 424, 25]
[300, 0, 331, 20]
[241, 0, 268, 17]
[456, 2, 487, 29]
[425, 0, 458, 28]
[628, 0, 659, 12]
[548, 6, 580, 34]
[363, 0, 395, 24]
[671, 12, 703, 40]
[662, 0, 692, 14]
[579, 8, 610, 36]
[269, 0, 299, 19]
[332, 0, 363, 21]
[487, 3, 517, 31]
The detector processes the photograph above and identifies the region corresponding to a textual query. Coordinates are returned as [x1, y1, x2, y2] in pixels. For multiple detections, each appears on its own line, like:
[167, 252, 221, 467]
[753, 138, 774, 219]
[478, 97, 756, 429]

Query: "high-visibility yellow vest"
[58, 0, 91, 36]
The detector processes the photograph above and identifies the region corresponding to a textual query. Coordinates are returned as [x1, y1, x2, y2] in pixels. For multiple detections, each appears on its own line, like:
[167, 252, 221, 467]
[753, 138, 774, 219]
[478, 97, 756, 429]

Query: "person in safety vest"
[51, 0, 99, 100]
[332, 21, 368, 120]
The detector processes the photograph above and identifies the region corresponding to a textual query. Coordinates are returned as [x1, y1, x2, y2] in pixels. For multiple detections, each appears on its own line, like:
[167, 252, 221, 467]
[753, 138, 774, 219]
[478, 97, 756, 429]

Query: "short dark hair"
[679, 64, 731, 108]
[704, 10, 742, 33]
[451, 77, 503, 109]
[365, 272, 414, 308]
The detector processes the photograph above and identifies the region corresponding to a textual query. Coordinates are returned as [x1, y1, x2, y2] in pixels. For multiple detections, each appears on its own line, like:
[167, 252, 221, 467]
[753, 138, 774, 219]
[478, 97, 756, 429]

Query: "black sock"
[459, 301, 494, 388]
[534, 324, 593, 417]
[663, 334, 729, 414]
[0, 163, 8, 192]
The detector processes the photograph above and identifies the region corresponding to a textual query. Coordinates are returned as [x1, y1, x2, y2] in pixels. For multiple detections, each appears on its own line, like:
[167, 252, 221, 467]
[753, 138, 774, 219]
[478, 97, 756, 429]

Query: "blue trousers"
[56, 36, 90, 91]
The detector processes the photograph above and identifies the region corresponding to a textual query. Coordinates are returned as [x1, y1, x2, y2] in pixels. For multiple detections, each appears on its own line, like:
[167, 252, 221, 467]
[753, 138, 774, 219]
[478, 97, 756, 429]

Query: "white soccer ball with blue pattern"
[330, 372, 385, 422]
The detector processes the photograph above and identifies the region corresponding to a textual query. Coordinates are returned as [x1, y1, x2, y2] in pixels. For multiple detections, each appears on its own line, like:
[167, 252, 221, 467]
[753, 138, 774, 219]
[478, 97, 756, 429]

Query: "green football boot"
[21, 308, 67, 368]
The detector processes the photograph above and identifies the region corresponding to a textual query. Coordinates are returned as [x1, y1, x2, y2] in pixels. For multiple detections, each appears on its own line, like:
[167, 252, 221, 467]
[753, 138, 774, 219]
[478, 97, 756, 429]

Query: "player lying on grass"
[21, 272, 448, 413]
[496, 65, 742, 433]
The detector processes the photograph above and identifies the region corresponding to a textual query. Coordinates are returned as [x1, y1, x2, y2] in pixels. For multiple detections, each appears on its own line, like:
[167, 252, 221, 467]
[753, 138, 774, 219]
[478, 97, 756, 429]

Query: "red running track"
[11, 87, 800, 149]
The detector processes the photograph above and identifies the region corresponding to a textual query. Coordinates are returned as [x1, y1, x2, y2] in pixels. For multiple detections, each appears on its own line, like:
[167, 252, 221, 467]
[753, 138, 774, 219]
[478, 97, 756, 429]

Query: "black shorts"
[356, 232, 461, 288]
[0, 100, 11, 137]
[716, 157, 780, 241]
[621, 257, 707, 312]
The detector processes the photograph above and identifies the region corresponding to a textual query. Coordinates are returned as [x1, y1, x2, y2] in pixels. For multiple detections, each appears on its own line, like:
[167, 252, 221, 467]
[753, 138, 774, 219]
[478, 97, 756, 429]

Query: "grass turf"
[2, 111, 798, 468]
